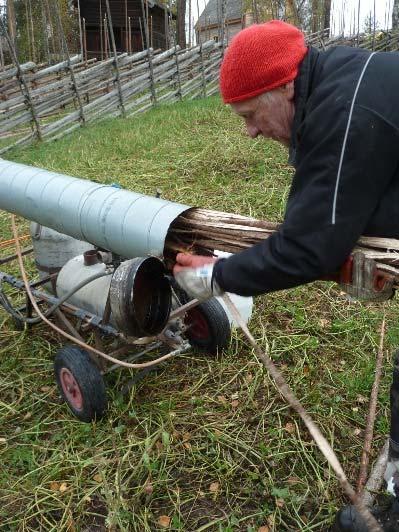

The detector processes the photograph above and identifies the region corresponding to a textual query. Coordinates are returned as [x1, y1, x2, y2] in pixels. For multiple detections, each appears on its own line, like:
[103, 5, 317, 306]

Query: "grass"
[1, 95, 399, 531]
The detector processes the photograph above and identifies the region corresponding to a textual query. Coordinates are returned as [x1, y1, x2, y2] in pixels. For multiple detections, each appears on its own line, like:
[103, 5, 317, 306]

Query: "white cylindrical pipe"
[0, 160, 189, 258]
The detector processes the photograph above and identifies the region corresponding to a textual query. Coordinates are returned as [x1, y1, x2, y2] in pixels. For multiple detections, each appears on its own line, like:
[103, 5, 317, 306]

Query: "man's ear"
[281, 80, 295, 99]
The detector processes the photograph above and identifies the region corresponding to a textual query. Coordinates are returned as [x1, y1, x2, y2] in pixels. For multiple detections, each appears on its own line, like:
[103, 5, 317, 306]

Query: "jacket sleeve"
[213, 106, 399, 297]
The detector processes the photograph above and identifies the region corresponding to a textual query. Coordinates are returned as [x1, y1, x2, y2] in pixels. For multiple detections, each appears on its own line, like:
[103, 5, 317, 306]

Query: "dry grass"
[1, 96, 398, 531]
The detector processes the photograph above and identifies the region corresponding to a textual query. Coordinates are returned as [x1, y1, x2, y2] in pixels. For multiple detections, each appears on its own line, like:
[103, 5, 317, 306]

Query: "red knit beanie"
[220, 20, 308, 103]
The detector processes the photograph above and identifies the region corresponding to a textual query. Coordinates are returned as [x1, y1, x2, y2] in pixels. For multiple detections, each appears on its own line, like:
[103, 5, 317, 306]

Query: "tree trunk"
[311, 0, 322, 33]
[393, 0, 399, 30]
[177, 0, 186, 49]
[323, 0, 331, 35]
[7, 0, 16, 49]
[285, 0, 300, 26]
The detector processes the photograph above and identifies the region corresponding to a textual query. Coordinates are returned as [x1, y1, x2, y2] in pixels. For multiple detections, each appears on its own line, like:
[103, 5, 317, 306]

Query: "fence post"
[199, 44, 207, 98]
[105, 0, 126, 117]
[140, 0, 157, 105]
[128, 17, 132, 54]
[77, 0, 84, 61]
[83, 17, 88, 63]
[0, 34, 4, 71]
[174, 45, 182, 101]
[54, 0, 86, 126]
[0, 17, 42, 141]
[164, 6, 169, 49]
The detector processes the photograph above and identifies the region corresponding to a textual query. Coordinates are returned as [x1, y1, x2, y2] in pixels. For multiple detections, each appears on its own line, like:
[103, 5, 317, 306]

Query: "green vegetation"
[1, 96, 398, 531]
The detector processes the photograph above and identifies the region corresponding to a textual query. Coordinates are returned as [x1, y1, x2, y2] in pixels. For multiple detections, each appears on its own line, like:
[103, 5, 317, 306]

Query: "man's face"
[230, 82, 295, 147]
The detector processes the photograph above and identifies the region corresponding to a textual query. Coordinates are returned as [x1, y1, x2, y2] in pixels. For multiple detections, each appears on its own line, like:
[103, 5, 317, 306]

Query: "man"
[173, 20, 399, 531]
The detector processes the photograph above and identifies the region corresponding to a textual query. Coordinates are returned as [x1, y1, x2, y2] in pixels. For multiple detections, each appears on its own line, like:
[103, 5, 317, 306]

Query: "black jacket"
[213, 46, 399, 297]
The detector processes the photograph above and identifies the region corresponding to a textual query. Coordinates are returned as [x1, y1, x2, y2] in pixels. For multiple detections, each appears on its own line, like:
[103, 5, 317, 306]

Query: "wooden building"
[73, 0, 173, 58]
[195, 0, 286, 45]
[195, 0, 249, 45]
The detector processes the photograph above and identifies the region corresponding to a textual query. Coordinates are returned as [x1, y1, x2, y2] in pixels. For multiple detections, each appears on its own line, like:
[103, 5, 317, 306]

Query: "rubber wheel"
[184, 298, 231, 355]
[54, 345, 107, 422]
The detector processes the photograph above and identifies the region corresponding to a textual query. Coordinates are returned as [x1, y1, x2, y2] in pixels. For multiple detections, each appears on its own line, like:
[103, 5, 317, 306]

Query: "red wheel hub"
[185, 308, 210, 340]
[60, 368, 83, 410]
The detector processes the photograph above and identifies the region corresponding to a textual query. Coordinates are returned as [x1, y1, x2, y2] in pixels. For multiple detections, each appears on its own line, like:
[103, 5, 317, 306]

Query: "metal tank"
[56, 253, 110, 319]
[56, 252, 172, 337]
[30, 222, 93, 282]
[0, 160, 189, 259]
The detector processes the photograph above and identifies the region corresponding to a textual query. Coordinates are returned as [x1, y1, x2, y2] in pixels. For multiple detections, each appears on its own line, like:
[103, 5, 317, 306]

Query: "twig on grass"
[357, 315, 386, 493]
[222, 293, 383, 532]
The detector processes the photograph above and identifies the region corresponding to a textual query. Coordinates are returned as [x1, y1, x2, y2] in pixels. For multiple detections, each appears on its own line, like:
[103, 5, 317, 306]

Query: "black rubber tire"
[185, 298, 231, 355]
[54, 345, 107, 422]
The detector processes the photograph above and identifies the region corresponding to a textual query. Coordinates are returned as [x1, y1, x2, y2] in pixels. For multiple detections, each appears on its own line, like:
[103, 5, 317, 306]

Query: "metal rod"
[106, 341, 163, 372]
[0, 247, 34, 266]
[0, 271, 120, 337]
[55, 308, 85, 341]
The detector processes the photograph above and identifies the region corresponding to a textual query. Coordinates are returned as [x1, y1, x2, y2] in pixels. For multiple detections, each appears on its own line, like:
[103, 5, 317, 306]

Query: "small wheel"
[54, 345, 107, 422]
[184, 298, 231, 355]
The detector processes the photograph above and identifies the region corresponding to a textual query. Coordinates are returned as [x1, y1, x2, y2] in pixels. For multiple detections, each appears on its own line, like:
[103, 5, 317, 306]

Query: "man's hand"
[173, 253, 223, 301]
[340, 251, 394, 302]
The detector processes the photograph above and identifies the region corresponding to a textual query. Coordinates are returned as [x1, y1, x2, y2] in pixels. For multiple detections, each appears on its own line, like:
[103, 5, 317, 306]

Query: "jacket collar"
[289, 47, 320, 166]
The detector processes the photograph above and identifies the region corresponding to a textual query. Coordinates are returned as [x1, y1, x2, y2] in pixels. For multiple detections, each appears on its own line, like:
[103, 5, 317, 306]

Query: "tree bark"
[323, 0, 331, 35]
[285, 0, 301, 27]
[7, 0, 17, 50]
[177, 0, 186, 49]
[393, 0, 399, 30]
[311, 0, 320, 32]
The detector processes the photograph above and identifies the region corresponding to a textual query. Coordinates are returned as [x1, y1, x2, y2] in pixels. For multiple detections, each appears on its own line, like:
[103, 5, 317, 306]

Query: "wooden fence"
[1, 27, 399, 154]
[0, 39, 223, 154]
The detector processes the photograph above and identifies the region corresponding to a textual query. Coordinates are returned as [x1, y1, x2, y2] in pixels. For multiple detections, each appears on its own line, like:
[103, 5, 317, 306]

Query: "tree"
[393, 0, 399, 30]
[176, 0, 186, 48]
[10, 0, 79, 64]
[311, 0, 320, 32]
[7, 0, 16, 49]
[323, 0, 331, 34]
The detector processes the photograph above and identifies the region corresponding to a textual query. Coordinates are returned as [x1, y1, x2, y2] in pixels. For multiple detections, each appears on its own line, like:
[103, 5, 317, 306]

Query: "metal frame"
[0, 252, 200, 392]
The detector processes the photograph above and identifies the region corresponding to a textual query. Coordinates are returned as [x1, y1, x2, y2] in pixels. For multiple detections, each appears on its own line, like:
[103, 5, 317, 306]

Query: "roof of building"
[69, 0, 169, 12]
[196, 0, 243, 28]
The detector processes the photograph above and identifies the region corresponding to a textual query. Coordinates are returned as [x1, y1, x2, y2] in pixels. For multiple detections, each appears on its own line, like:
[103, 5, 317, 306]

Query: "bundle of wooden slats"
[166, 208, 399, 278]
